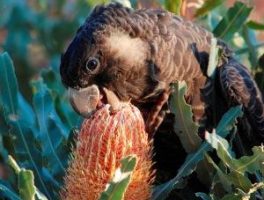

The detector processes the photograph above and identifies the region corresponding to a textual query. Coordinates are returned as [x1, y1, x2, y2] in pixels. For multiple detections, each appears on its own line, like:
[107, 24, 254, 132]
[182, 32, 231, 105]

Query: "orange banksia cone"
[62, 104, 154, 200]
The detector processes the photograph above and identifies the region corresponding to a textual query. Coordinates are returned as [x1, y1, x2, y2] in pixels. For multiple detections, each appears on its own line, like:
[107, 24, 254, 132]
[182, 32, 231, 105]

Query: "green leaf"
[41, 69, 81, 129]
[7, 155, 48, 200]
[31, 78, 73, 196]
[241, 25, 259, 69]
[221, 193, 242, 200]
[244, 182, 264, 198]
[32, 79, 68, 174]
[164, 0, 182, 15]
[236, 43, 264, 55]
[222, 183, 264, 200]
[0, 52, 19, 116]
[0, 182, 21, 200]
[169, 82, 201, 153]
[195, 192, 213, 200]
[195, 0, 225, 17]
[170, 82, 213, 186]
[205, 131, 234, 160]
[205, 133, 235, 171]
[206, 154, 232, 192]
[206, 131, 264, 197]
[7, 120, 51, 199]
[152, 106, 242, 200]
[206, 154, 252, 193]
[18, 169, 36, 200]
[0, 53, 51, 198]
[215, 106, 243, 136]
[0, 52, 70, 199]
[247, 20, 264, 30]
[213, 2, 252, 41]
[227, 171, 252, 193]
[99, 156, 137, 200]
[206, 132, 264, 175]
[8, 155, 21, 174]
[232, 146, 264, 175]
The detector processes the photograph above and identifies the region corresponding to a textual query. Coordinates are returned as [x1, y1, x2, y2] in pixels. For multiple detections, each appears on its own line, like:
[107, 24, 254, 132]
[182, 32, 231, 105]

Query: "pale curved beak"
[68, 85, 122, 118]
[68, 85, 100, 118]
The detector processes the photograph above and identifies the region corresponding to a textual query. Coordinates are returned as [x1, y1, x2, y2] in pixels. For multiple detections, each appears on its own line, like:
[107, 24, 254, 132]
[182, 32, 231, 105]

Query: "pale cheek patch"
[106, 31, 148, 66]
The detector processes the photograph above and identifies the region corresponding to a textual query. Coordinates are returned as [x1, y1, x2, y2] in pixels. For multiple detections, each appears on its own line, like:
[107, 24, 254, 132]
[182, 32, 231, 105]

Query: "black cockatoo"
[60, 3, 264, 144]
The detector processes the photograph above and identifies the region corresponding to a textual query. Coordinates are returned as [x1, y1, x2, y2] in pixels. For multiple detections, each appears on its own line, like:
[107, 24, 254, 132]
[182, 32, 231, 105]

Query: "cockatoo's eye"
[85, 57, 100, 73]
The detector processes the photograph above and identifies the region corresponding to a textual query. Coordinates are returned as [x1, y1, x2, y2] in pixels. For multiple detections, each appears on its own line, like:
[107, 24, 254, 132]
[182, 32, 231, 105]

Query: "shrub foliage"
[0, 0, 263, 199]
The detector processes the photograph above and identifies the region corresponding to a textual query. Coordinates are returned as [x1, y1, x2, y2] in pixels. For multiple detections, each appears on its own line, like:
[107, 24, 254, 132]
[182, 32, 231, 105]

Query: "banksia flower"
[62, 103, 154, 200]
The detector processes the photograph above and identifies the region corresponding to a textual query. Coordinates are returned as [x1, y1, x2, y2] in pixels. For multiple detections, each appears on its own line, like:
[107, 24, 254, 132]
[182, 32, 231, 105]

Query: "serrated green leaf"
[225, 183, 264, 200]
[213, 2, 252, 41]
[99, 156, 137, 200]
[247, 20, 264, 30]
[195, 0, 225, 17]
[205, 131, 234, 159]
[170, 81, 214, 187]
[206, 154, 252, 193]
[205, 132, 233, 165]
[169, 82, 201, 153]
[215, 106, 243, 136]
[205, 131, 264, 199]
[233, 146, 264, 175]
[206, 132, 264, 175]
[206, 154, 232, 192]
[7, 155, 47, 200]
[152, 106, 242, 200]
[18, 169, 36, 200]
[227, 171, 252, 193]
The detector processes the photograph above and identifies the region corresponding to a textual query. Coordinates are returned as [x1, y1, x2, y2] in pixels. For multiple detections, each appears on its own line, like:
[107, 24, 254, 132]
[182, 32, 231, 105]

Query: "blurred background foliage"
[0, 0, 263, 200]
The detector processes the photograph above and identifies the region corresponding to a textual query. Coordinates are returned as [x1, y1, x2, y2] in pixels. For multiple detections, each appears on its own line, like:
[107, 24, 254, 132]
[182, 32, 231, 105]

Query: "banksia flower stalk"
[62, 103, 154, 200]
